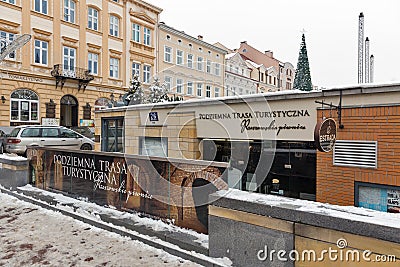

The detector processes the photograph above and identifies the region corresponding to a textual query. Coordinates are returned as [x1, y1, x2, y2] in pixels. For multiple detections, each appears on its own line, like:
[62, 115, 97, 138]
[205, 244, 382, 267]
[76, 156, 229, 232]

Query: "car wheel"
[80, 144, 92, 150]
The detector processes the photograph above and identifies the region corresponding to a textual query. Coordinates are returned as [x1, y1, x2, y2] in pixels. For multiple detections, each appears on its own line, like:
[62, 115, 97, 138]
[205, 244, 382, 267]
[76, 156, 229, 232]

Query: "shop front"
[96, 93, 320, 200]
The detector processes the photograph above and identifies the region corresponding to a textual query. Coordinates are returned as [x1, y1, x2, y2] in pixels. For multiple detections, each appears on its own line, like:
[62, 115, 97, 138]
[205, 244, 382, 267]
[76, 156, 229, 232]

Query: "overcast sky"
[148, 0, 400, 88]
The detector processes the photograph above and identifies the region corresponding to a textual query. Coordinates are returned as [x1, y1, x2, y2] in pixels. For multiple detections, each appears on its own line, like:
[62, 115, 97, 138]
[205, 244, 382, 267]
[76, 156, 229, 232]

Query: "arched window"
[10, 89, 39, 122]
[95, 97, 110, 110]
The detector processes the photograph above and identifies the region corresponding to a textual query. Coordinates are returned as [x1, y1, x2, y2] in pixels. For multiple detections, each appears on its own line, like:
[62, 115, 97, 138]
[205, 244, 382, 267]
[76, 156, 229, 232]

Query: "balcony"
[51, 64, 94, 91]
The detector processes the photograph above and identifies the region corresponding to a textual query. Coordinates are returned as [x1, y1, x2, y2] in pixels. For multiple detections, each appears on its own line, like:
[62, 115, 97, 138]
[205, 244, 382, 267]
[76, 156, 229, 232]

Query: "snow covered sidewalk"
[0, 191, 201, 266]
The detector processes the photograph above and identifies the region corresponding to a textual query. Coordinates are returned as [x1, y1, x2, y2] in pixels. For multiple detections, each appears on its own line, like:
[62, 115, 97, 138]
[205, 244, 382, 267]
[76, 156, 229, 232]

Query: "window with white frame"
[1, 0, 15, 4]
[197, 57, 203, 71]
[143, 65, 151, 83]
[109, 15, 119, 37]
[176, 79, 183, 94]
[34, 39, 48, 65]
[176, 50, 183, 65]
[164, 46, 172, 63]
[109, 57, 119, 78]
[197, 83, 202, 97]
[64, 0, 76, 23]
[88, 7, 98, 31]
[34, 0, 48, 14]
[206, 60, 211, 73]
[63, 46, 76, 71]
[0, 31, 15, 59]
[132, 62, 140, 78]
[187, 81, 193, 95]
[10, 89, 39, 122]
[88, 53, 98, 75]
[132, 23, 140, 42]
[143, 27, 151, 46]
[206, 85, 211, 98]
[215, 63, 220, 76]
[164, 76, 172, 91]
[215, 87, 220, 97]
[187, 54, 193, 68]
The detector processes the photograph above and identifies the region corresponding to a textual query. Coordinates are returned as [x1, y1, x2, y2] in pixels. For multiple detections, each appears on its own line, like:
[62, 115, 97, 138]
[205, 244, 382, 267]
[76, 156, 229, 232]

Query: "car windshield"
[8, 128, 21, 137]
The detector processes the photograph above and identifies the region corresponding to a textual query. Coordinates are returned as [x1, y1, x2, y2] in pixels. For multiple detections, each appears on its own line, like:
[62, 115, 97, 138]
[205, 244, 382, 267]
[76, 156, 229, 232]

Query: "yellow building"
[0, 0, 161, 127]
[157, 23, 227, 100]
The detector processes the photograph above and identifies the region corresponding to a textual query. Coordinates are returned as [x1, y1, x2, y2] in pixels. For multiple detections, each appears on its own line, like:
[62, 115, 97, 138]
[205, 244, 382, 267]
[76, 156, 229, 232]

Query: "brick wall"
[317, 106, 400, 206]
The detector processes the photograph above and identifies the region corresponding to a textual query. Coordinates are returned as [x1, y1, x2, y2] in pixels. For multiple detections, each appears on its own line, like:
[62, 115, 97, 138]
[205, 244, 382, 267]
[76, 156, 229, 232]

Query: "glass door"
[102, 117, 124, 152]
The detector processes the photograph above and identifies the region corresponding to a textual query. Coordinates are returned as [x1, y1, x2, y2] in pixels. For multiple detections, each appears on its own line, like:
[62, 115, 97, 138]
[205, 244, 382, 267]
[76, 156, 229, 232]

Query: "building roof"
[158, 23, 228, 55]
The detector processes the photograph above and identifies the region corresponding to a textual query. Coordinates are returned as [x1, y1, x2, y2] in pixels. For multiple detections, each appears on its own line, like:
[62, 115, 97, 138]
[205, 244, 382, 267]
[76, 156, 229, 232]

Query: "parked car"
[70, 126, 95, 141]
[6, 125, 95, 156]
[0, 126, 15, 154]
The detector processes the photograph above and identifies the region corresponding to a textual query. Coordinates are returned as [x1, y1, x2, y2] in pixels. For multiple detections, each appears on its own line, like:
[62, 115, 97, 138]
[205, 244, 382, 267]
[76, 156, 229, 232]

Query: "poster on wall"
[358, 185, 400, 213]
[28, 148, 228, 233]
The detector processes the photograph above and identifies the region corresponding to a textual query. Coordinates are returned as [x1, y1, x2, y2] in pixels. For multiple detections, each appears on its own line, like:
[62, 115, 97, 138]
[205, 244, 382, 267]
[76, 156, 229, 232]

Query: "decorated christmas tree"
[147, 77, 169, 103]
[293, 34, 313, 91]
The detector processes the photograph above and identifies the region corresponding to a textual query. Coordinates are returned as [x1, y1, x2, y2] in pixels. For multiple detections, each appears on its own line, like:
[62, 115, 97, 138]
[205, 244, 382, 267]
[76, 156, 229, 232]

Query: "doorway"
[60, 95, 78, 127]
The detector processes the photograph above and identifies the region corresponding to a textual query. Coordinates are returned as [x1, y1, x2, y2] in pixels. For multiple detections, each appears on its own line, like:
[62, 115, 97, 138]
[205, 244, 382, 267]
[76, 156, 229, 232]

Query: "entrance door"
[101, 117, 124, 152]
[60, 95, 78, 127]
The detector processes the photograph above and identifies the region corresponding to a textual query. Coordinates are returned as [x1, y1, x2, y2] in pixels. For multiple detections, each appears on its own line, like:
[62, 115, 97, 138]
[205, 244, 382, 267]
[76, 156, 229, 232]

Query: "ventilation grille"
[333, 140, 377, 168]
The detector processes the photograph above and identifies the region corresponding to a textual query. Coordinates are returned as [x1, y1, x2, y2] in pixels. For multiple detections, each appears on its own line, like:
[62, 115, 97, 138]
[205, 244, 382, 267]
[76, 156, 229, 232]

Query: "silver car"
[6, 125, 95, 156]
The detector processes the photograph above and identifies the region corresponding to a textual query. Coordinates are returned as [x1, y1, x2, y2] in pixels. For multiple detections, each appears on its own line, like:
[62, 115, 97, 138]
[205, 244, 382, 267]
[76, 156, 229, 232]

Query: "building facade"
[224, 52, 257, 96]
[96, 83, 400, 213]
[0, 0, 161, 127]
[237, 41, 295, 92]
[157, 23, 227, 100]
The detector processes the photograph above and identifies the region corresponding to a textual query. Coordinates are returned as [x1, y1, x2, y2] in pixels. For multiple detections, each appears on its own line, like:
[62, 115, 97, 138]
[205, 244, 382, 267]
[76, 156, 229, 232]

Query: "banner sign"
[28, 148, 228, 233]
[195, 99, 317, 141]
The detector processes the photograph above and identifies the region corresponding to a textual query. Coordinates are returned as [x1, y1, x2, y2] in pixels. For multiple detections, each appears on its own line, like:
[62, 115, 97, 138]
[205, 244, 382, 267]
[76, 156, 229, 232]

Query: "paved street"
[0, 192, 201, 267]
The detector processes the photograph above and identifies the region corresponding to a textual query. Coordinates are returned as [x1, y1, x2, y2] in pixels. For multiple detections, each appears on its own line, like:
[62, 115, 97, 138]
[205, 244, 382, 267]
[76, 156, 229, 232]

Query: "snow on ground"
[18, 185, 209, 249]
[215, 189, 400, 228]
[0, 153, 27, 161]
[0, 191, 201, 267]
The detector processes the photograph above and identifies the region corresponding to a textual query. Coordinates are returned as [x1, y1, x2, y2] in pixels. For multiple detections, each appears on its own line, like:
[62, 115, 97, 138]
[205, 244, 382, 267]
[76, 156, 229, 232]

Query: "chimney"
[198, 35, 203, 40]
[265, 50, 273, 58]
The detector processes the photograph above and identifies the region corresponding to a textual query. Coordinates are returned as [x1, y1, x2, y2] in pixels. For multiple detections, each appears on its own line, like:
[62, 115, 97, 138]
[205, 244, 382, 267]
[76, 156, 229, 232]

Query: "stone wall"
[209, 189, 400, 267]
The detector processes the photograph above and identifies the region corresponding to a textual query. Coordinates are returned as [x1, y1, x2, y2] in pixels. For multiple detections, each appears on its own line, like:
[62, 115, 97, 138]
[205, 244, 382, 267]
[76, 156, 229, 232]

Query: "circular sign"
[314, 118, 337, 152]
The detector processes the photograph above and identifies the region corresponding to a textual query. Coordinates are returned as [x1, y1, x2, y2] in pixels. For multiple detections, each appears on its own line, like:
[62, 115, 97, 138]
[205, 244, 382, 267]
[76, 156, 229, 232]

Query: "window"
[21, 128, 40, 137]
[206, 60, 211, 73]
[88, 7, 98, 31]
[164, 46, 172, 63]
[215, 63, 220, 76]
[2, 0, 15, 4]
[109, 15, 119, 37]
[10, 89, 39, 122]
[34, 0, 48, 14]
[34, 40, 48, 65]
[109, 57, 119, 78]
[187, 81, 193, 95]
[176, 79, 183, 94]
[197, 57, 203, 71]
[0, 31, 15, 59]
[176, 50, 183, 65]
[206, 85, 211, 98]
[64, 0, 76, 23]
[143, 27, 151, 46]
[187, 54, 193, 68]
[143, 65, 151, 83]
[139, 137, 168, 157]
[132, 62, 140, 78]
[215, 87, 220, 97]
[197, 83, 202, 97]
[42, 128, 59, 138]
[111, 0, 119, 2]
[132, 23, 140, 42]
[164, 76, 172, 90]
[63, 46, 76, 71]
[88, 53, 98, 75]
